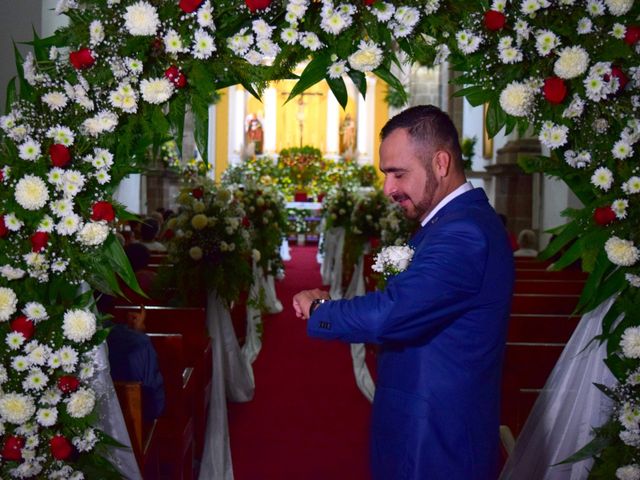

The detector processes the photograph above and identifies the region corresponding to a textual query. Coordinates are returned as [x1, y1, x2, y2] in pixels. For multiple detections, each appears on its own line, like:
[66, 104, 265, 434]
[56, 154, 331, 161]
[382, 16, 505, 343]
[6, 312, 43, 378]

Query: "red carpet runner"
[228, 245, 372, 479]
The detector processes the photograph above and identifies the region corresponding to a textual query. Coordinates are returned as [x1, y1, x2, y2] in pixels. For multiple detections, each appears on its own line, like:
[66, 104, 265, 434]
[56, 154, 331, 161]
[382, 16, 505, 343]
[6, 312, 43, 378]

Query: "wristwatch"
[309, 298, 328, 316]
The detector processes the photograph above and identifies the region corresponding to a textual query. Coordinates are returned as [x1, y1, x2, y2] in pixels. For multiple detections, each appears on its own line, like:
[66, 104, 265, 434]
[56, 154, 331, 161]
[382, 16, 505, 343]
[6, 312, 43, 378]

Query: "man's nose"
[383, 176, 395, 197]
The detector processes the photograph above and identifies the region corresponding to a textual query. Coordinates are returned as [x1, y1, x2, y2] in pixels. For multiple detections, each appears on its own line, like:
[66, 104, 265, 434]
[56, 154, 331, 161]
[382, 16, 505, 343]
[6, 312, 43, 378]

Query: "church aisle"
[228, 245, 372, 480]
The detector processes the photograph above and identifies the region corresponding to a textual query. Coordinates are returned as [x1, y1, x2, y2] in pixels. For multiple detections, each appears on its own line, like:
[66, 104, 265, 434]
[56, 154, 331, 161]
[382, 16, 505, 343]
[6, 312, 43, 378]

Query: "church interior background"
[0, 1, 585, 250]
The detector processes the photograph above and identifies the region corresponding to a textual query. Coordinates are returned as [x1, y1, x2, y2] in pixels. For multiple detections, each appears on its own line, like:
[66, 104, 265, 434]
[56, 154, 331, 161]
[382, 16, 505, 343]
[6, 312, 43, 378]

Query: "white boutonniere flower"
[372, 245, 415, 279]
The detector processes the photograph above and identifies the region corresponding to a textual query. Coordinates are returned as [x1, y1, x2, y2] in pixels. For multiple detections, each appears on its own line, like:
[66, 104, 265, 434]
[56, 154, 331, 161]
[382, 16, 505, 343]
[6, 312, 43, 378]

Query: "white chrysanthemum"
[371, 2, 395, 22]
[23, 369, 48, 391]
[89, 20, 104, 45]
[300, 32, 323, 51]
[66, 388, 96, 418]
[78, 362, 95, 380]
[82, 110, 118, 137]
[140, 77, 174, 104]
[499, 47, 523, 64]
[539, 123, 569, 149]
[585, 75, 606, 102]
[0, 265, 26, 281]
[321, 12, 349, 35]
[252, 19, 273, 40]
[612, 199, 629, 219]
[109, 83, 138, 113]
[456, 30, 482, 54]
[23, 302, 48, 322]
[605, 0, 633, 15]
[622, 327, 640, 359]
[591, 167, 613, 191]
[46, 125, 75, 146]
[6, 332, 25, 350]
[605, 236, 639, 267]
[5, 213, 24, 231]
[554, 46, 589, 79]
[50, 198, 72, 218]
[193, 29, 216, 59]
[328, 60, 348, 79]
[623, 176, 640, 194]
[286, 1, 308, 20]
[62, 309, 97, 342]
[244, 49, 263, 66]
[73, 427, 98, 452]
[348, 40, 383, 72]
[93, 148, 114, 169]
[257, 39, 280, 57]
[424, 0, 441, 14]
[36, 408, 57, 427]
[0, 393, 35, 424]
[27, 345, 48, 366]
[41, 91, 68, 112]
[51, 259, 68, 273]
[197, 1, 214, 28]
[281, 28, 298, 45]
[612, 140, 633, 160]
[164, 29, 185, 54]
[577, 17, 593, 34]
[587, 0, 606, 15]
[626, 273, 640, 288]
[15, 175, 49, 211]
[499, 81, 535, 117]
[395, 6, 420, 28]
[41, 388, 62, 406]
[125, 57, 143, 75]
[611, 23, 627, 39]
[372, 245, 414, 276]
[124, 1, 159, 36]
[18, 138, 41, 161]
[12, 355, 30, 371]
[78, 221, 109, 246]
[57, 214, 81, 236]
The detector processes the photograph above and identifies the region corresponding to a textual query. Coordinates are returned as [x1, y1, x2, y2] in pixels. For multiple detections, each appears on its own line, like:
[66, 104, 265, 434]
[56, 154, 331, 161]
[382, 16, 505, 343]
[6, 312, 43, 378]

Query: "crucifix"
[281, 90, 323, 147]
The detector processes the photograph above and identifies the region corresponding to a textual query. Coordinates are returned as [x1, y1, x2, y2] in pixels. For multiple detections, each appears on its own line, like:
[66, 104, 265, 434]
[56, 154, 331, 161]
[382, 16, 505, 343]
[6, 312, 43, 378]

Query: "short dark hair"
[380, 105, 463, 170]
[140, 218, 159, 242]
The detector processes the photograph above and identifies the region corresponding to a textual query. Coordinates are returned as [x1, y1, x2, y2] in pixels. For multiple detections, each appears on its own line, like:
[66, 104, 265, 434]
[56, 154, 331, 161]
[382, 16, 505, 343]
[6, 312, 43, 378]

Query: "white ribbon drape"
[500, 297, 617, 479]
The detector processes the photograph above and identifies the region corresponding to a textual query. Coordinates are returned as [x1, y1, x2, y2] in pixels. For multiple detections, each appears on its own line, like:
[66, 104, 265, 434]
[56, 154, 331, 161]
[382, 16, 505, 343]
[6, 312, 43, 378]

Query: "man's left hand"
[293, 288, 329, 320]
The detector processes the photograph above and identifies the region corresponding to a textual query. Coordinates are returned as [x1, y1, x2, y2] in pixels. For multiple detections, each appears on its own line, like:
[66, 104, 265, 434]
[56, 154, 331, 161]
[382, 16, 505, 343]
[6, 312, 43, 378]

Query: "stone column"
[485, 138, 541, 236]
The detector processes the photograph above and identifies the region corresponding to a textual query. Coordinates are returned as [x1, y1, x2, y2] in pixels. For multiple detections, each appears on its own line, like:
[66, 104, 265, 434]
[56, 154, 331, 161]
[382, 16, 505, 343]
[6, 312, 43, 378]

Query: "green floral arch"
[0, 0, 637, 476]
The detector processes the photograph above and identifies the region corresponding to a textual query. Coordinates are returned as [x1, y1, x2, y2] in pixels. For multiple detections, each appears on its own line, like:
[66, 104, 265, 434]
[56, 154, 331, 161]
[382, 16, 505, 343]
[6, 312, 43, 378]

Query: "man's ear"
[432, 150, 452, 177]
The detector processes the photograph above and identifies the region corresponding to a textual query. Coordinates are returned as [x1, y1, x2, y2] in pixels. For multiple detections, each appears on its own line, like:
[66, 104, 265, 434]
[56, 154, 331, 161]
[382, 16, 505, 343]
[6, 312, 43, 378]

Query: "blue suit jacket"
[308, 188, 514, 479]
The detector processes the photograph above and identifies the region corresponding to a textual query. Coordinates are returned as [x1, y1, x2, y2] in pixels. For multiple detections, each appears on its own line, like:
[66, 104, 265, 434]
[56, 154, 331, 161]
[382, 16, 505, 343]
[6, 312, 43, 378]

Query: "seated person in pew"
[107, 306, 165, 422]
[138, 217, 167, 253]
[513, 229, 539, 258]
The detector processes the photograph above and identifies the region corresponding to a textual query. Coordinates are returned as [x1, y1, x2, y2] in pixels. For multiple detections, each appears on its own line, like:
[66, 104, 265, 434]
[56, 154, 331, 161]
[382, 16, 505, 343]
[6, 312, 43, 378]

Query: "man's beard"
[395, 168, 439, 221]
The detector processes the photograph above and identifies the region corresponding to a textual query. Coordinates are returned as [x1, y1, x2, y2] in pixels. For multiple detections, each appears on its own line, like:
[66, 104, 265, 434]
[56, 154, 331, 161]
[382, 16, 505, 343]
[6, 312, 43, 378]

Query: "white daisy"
[50, 198, 73, 218]
[328, 60, 348, 79]
[622, 176, 640, 194]
[6, 332, 25, 350]
[18, 139, 41, 161]
[125, 57, 143, 75]
[12, 356, 30, 371]
[56, 213, 81, 236]
[611, 23, 626, 39]
[591, 167, 613, 190]
[562, 94, 584, 118]
[300, 32, 323, 51]
[51, 259, 68, 273]
[23, 302, 48, 322]
[164, 29, 185, 54]
[521, 0, 541, 15]
[612, 140, 633, 160]
[36, 408, 57, 427]
[89, 20, 105, 45]
[456, 30, 482, 54]
[81, 110, 118, 137]
[577, 17, 593, 34]
[281, 28, 298, 45]
[193, 29, 216, 59]
[539, 123, 569, 149]
[252, 19, 273, 40]
[371, 2, 395, 22]
[197, 1, 214, 28]
[604, 0, 633, 15]
[611, 199, 629, 219]
[59, 346, 79, 367]
[4, 213, 24, 231]
[109, 83, 138, 113]
[23, 369, 48, 392]
[46, 126, 75, 146]
[586, 0, 606, 16]
[94, 169, 111, 185]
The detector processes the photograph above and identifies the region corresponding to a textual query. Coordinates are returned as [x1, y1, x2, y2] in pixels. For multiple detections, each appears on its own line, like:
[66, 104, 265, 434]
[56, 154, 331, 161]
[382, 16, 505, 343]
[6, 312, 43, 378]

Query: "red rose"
[364, 0, 376, 5]
[11, 316, 35, 341]
[179, 0, 204, 12]
[242, 216, 251, 228]
[57, 375, 80, 393]
[611, 65, 629, 93]
[593, 206, 616, 226]
[31, 231, 49, 252]
[0, 216, 7, 238]
[0, 169, 3, 182]
[245, 0, 271, 12]
[69, 48, 95, 70]
[164, 66, 187, 88]
[484, 10, 506, 31]
[2, 436, 24, 462]
[162, 228, 175, 240]
[624, 25, 640, 45]
[543, 77, 568, 104]
[91, 201, 116, 222]
[50, 435, 74, 460]
[49, 144, 71, 167]
[192, 187, 204, 199]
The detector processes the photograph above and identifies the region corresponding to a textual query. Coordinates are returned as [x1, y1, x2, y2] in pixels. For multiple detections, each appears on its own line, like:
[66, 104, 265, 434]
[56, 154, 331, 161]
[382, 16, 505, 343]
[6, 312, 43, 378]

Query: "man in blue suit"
[293, 105, 514, 479]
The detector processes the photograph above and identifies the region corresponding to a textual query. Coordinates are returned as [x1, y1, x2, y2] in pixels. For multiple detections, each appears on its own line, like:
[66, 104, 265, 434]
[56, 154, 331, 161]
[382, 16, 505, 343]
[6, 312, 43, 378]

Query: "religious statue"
[245, 114, 264, 155]
[339, 113, 356, 158]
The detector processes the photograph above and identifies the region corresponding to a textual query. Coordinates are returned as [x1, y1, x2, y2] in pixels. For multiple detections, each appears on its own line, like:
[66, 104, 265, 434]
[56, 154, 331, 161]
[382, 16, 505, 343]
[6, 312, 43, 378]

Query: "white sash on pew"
[198, 292, 255, 480]
[500, 297, 617, 479]
[321, 227, 344, 288]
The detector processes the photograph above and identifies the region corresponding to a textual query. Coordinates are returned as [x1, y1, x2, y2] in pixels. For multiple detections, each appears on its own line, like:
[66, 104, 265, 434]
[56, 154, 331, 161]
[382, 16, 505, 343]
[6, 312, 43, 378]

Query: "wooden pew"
[149, 333, 196, 480]
[113, 381, 161, 479]
[113, 306, 212, 461]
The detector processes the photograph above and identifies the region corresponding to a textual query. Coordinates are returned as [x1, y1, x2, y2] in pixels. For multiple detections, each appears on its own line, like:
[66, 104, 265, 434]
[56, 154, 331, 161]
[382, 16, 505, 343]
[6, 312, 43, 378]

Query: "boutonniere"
[372, 245, 415, 282]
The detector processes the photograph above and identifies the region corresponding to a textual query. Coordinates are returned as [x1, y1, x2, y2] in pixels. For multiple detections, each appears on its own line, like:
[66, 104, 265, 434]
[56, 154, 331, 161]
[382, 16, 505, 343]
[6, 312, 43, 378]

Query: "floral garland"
[0, 0, 637, 475]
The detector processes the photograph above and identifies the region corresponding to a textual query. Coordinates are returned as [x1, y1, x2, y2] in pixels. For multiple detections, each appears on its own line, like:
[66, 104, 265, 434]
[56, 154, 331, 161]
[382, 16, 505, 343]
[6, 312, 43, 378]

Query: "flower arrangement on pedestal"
[161, 183, 252, 307]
